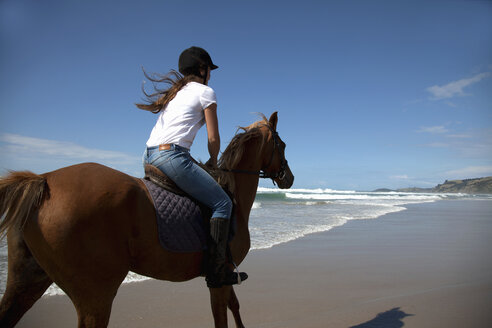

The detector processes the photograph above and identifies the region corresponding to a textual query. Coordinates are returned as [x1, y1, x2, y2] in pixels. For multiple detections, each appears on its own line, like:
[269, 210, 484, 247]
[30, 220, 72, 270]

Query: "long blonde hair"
[136, 70, 198, 114]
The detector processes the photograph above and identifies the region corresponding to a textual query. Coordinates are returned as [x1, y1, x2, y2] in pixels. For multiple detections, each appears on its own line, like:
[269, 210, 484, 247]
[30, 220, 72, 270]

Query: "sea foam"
[1, 188, 488, 298]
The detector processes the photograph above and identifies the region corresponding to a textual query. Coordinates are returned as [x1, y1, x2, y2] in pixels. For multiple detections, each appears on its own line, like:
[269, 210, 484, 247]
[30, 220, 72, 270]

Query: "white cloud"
[417, 125, 449, 134]
[444, 166, 492, 179]
[444, 101, 457, 108]
[458, 141, 492, 158]
[426, 72, 490, 99]
[446, 134, 472, 139]
[0, 133, 141, 167]
[425, 142, 449, 148]
[390, 175, 409, 180]
[420, 129, 492, 159]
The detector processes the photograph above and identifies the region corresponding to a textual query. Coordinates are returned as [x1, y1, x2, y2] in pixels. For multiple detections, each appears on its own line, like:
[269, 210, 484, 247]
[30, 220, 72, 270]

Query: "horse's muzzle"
[276, 166, 294, 189]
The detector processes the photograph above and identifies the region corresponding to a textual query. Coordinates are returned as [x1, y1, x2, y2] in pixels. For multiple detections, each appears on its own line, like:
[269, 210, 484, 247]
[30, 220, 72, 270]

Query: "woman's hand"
[205, 157, 218, 169]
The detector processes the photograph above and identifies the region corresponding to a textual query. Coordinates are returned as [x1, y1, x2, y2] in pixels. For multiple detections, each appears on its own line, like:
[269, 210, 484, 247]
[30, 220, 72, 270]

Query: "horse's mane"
[215, 114, 269, 190]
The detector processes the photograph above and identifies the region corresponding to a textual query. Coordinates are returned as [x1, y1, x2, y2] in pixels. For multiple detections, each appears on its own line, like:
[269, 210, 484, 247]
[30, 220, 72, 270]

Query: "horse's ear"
[269, 111, 278, 131]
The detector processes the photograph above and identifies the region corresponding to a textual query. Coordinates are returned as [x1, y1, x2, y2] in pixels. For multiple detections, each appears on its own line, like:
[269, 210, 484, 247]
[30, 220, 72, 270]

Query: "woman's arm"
[204, 103, 220, 167]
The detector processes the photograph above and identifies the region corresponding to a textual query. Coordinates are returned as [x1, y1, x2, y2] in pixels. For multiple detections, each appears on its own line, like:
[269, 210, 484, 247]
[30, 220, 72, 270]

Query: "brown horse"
[0, 112, 294, 328]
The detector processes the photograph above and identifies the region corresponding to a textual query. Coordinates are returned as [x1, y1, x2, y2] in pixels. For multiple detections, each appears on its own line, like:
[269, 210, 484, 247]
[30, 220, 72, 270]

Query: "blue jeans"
[143, 145, 232, 219]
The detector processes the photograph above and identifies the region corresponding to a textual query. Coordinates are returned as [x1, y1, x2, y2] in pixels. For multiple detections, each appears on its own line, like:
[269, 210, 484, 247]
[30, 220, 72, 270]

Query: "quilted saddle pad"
[142, 178, 208, 252]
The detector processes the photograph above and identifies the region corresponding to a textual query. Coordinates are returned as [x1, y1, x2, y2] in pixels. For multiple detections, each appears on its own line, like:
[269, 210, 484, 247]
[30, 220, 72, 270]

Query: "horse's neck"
[234, 175, 259, 220]
[232, 143, 263, 222]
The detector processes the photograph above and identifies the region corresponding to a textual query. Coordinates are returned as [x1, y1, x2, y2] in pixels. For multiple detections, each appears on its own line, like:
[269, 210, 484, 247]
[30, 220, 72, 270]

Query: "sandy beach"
[15, 199, 492, 327]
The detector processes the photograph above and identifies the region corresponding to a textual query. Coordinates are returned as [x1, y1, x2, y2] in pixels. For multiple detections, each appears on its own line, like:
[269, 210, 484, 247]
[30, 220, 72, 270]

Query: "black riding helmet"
[178, 47, 218, 80]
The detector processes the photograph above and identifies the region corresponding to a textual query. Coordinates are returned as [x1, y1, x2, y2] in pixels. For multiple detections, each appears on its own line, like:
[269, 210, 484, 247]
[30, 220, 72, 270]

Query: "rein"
[221, 124, 288, 185]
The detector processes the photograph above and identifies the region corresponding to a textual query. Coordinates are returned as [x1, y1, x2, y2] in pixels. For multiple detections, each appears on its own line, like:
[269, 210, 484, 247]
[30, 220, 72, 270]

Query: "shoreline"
[16, 199, 492, 327]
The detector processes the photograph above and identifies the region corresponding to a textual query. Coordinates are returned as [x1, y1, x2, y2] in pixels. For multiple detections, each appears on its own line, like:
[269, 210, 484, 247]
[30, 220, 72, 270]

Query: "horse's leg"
[74, 300, 113, 328]
[0, 228, 53, 328]
[51, 250, 126, 328]
[209, 285, 232, 328]
[228, 287, 245, 328]
[66, 274, 123, 328]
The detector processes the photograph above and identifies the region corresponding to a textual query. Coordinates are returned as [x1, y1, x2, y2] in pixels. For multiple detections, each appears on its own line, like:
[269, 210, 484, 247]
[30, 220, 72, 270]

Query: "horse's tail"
[0, 171, 47, 239]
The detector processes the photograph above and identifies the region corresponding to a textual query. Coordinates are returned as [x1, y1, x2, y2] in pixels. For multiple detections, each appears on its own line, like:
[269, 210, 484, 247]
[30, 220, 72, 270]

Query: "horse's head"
[219, 112, 294, 190]
[258, 112, 294, 189]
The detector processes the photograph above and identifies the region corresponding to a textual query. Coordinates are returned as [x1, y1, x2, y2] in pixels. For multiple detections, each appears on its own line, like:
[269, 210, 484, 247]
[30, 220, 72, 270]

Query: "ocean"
[1, 188, 490, 297]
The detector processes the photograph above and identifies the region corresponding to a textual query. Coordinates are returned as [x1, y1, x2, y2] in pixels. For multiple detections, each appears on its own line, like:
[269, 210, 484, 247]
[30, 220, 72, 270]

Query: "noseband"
[222, 124, 288, 185]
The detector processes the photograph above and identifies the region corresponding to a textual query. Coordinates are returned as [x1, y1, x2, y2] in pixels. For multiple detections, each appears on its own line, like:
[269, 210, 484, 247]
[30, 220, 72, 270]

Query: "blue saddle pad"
[142, 179, 208, 252]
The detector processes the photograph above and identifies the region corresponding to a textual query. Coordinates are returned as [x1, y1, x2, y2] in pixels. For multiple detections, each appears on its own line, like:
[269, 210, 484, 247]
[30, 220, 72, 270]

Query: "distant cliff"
[431, 177, 492, 194]
[374, 176, 492, 194]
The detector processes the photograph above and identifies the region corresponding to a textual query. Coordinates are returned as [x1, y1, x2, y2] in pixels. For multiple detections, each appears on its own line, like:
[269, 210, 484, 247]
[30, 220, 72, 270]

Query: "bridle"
[221, 124, 288, 185]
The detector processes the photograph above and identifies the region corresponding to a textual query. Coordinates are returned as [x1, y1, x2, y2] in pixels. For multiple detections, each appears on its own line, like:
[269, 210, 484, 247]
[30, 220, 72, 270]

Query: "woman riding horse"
[0, 47, 294, 327]
[136, 46, 246, 288]
[0, 111, 294, 327]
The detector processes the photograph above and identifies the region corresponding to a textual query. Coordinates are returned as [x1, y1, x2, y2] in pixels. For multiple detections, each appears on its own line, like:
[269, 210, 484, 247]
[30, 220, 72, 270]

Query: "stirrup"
[206, 262, 248, 288]
[207, 271, 248, 288]
[232, 261, 245, 285]
[223, 271, 248, 286]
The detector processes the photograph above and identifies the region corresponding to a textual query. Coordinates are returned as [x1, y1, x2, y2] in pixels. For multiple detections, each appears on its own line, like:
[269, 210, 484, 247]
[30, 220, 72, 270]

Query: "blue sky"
[1, 0, 491, 190]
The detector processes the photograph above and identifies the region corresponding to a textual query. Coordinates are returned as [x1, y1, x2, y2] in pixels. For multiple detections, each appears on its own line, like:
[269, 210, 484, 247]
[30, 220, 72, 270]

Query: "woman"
[137, 46, 246, 288]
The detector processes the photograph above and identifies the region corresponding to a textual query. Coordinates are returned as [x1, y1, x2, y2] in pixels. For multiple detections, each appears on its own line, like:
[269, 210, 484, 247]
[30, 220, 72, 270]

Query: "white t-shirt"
[146, 82, 217, 149]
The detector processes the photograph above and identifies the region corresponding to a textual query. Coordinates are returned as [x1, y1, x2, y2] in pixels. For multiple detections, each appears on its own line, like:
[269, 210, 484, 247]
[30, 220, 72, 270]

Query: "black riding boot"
[206, 217, 248, 288]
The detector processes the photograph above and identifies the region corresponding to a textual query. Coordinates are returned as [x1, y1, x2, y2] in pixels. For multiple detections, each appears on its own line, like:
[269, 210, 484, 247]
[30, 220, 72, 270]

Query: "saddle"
[144, 164, 187, 196]
[142, 164, 235, 253]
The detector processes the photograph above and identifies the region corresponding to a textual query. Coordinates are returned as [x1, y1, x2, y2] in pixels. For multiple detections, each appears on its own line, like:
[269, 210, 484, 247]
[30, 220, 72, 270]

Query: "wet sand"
[16, 199, 492, 327]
